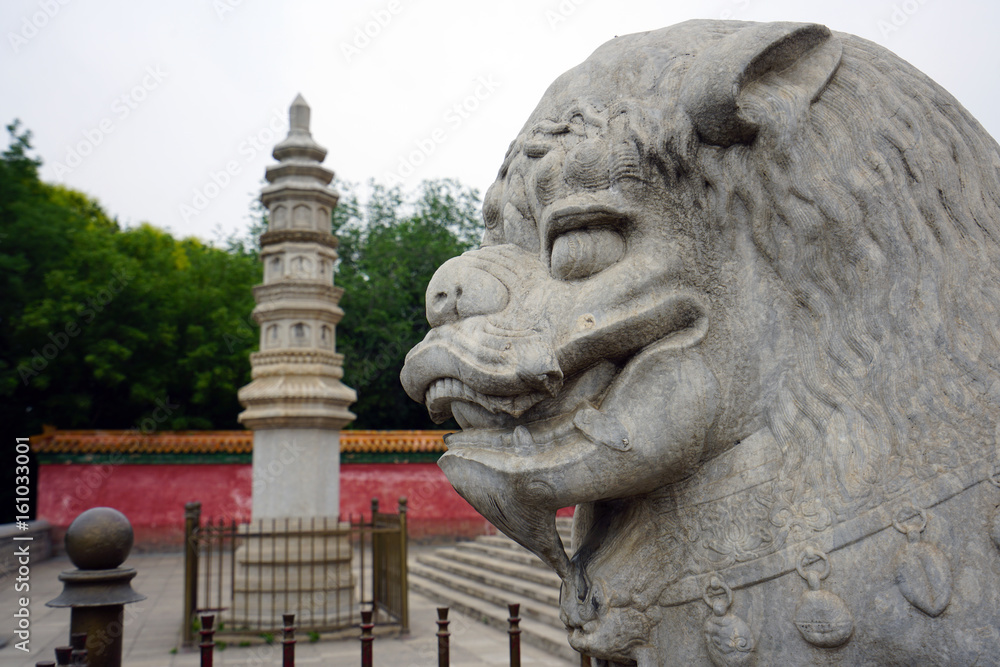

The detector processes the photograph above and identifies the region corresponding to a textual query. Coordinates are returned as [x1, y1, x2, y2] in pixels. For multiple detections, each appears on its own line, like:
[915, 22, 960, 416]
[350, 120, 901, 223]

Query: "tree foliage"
[332, 180, 482, 429]
[0, 121, 259, 436]
[0, 122, 482, 435]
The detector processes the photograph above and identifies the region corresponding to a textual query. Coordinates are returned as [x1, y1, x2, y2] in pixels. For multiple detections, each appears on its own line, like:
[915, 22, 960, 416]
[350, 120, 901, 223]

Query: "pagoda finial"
[290, 93, 310, 133]
[270, 93, 326, 163]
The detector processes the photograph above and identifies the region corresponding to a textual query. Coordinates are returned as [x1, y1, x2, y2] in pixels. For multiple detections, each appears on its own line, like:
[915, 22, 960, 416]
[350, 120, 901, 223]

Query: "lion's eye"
[550, 228, 625, 280]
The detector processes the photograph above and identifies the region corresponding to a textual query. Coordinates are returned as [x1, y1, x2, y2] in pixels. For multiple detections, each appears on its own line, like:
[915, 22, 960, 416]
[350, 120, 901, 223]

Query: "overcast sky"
[3, 0, 998, 244]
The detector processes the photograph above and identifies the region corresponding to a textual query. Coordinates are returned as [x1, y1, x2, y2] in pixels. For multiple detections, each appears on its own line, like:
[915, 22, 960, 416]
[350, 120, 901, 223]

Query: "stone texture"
[249, 428, 342, 520]
[238, 94, 356, 520]
[401, 20, 1000, 666]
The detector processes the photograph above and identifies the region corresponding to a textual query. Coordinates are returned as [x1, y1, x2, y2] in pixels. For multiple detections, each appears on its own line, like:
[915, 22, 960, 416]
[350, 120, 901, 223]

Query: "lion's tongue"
[438, 452, 574, 581]
[439, 403, 631, 581]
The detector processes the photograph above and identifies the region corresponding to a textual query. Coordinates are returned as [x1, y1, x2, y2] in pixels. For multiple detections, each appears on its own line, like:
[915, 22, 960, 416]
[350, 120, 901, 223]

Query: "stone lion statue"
[401, 20, 1000, 666]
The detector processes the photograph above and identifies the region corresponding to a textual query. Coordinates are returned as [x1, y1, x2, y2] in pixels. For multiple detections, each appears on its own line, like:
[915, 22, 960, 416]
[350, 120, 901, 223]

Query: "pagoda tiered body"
[238, 94, 356, 431]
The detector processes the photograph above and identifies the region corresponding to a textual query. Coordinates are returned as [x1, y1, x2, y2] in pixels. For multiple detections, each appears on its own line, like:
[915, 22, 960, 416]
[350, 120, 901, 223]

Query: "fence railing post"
[360, 609, 374, 667]
[54, 646, 72, 665]
[69, 632, 87, 665]
[183, 501, 201, 645]
[397, 496, 409, 634]
[508, 603, 521, 667]
[436, 607, 450, 667]
[370, 498, 380, 623]
[282, 613, 296, 667]
[199, 614, 215, 667]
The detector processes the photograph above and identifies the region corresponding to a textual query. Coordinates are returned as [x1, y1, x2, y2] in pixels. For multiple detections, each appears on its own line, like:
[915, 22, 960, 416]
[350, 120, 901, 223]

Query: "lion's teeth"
[425, 377, 547, 419]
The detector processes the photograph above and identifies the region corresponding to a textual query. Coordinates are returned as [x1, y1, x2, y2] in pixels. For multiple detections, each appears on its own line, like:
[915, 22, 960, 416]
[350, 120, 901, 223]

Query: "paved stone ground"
[0, 551, 577, 666]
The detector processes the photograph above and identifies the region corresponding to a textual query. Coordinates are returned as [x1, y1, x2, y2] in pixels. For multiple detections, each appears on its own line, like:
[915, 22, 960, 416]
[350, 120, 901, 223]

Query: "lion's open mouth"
[425, 377, 548, 424]
[425, 360, 620, 430]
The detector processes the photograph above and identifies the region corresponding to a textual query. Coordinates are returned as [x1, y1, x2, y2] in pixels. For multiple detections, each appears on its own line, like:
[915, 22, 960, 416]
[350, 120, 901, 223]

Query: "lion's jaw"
[401, 216, 722, 578]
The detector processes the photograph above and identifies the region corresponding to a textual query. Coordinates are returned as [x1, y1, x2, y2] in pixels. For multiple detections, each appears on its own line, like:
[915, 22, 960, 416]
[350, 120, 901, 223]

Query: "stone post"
[234, 94, 357, 628]
[46, 507, 146, 667]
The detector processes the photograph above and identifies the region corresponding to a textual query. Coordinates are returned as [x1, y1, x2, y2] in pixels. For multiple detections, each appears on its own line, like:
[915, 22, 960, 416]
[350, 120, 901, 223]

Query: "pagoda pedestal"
[229, 518, 354, 629]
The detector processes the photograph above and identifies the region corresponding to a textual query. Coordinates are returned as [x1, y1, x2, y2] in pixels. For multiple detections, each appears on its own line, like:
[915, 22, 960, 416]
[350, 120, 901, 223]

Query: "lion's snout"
[425, 255, 510, 327]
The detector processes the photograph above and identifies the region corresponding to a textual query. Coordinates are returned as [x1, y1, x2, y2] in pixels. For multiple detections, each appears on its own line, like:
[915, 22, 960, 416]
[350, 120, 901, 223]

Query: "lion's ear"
[680, 22, 843, 147]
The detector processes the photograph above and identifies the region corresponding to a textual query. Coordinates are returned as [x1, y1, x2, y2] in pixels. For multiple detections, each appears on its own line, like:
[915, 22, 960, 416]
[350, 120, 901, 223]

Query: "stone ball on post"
[63, 507, 134, 570]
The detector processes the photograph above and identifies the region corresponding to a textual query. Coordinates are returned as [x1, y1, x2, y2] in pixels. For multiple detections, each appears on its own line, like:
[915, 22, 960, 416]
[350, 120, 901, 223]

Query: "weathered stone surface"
[402, 20, 1000, 665]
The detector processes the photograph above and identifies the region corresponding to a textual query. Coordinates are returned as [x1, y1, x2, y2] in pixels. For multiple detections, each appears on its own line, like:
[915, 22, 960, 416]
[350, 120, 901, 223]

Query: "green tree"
[0, 121, 483, 436]
[332, 179, 482, 429]
[0, 121, 259, 437]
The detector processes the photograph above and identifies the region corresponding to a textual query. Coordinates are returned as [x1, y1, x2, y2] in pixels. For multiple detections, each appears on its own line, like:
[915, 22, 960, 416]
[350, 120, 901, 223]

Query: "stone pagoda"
[234, 94, 356, 628]
[238, 93, 356, 519]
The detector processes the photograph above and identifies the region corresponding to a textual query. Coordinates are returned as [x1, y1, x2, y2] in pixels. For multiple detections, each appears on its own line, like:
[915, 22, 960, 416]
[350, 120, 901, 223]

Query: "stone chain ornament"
[892, 507, 952, 617]
[702, 575, 755, 666]
[793, 546, 854, 648]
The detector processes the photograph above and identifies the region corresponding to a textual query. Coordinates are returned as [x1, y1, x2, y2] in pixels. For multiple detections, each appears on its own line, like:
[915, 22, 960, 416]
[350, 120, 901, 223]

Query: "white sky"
[3, 0, 998, 244]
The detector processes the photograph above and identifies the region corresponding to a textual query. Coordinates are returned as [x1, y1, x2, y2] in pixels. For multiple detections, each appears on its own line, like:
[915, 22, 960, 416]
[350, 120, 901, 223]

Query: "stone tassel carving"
[892, 508, 952, 617]
[793, 547, 854, 648]
[703, 576, 756, 666]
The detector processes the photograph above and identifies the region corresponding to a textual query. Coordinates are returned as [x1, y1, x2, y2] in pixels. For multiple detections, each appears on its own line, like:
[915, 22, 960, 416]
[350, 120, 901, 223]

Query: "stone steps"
[453, 541, 554, 570]
[409, 569, 578, 663]
[432, 547, 563, 588]
[408, 517, 578, 663]
[413, 555, 561, 615]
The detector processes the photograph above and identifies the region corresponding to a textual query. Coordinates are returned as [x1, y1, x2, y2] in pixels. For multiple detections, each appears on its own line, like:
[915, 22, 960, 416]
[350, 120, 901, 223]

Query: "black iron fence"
[182, 498, 409, 644]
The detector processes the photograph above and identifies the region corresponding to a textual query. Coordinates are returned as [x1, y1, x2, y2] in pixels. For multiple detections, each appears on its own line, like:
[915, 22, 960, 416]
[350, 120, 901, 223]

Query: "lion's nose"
[425, 256, 510, 328]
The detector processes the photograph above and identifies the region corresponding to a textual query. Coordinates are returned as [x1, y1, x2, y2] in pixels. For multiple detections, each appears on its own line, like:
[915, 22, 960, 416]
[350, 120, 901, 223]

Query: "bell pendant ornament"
[793, 546, 854, 648]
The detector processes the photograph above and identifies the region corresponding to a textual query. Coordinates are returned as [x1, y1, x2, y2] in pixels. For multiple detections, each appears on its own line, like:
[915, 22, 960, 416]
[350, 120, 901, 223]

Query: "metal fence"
[182, 498, 409, 644]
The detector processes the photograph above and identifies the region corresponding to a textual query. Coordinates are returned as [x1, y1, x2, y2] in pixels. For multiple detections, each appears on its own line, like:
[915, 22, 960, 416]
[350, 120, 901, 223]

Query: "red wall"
[38, 463, 254, 550]
[38, 462, 573, 549]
